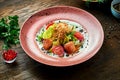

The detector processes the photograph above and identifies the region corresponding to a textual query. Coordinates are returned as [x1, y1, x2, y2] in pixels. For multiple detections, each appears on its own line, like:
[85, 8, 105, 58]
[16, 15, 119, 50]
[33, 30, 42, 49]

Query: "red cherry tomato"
[51, 45, 64, 57]
[74, 32, 84, 41]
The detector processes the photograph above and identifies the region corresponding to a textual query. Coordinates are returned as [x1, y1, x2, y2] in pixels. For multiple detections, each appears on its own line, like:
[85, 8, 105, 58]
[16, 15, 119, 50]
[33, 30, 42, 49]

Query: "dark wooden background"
[0, 0, 120, 80]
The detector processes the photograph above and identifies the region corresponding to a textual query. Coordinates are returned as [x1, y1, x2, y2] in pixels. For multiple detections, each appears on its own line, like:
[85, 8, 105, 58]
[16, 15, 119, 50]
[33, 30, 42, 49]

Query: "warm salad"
[36, 20, 88, 57]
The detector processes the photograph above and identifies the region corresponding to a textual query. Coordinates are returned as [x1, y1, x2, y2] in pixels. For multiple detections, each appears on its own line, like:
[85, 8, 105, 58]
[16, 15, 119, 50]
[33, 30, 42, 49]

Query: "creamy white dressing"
[36, 20, 89, 58]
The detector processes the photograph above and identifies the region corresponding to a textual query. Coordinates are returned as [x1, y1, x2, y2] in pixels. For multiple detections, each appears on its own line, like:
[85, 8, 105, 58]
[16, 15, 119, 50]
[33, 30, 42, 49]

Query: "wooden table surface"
[0, 0, 120, 80]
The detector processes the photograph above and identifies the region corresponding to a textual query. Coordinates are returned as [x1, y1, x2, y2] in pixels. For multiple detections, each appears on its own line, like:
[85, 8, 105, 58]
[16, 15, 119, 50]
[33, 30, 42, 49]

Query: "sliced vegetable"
[67, 32, 76, 40]
[74, 32, 84, 41]
[53, 40, 60, 46]
[37, 32, 43, 41]
[46, 22, 54, 29]
[51, 45, 64, 57]
[43, 24, 55, 39]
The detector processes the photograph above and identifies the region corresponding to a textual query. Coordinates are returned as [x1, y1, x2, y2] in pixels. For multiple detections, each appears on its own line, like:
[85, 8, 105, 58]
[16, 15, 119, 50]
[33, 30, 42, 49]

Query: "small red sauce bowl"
[2, 50, 17, 63]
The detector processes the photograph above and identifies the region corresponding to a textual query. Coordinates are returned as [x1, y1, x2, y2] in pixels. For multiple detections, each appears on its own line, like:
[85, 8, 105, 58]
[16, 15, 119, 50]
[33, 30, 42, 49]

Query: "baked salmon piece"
[64, 41, 76, 54]
[43, 39, 52, 50]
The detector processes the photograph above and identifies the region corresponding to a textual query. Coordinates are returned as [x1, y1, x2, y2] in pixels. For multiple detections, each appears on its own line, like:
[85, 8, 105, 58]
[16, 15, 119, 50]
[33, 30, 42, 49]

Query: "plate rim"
[19, 5, 104, 67]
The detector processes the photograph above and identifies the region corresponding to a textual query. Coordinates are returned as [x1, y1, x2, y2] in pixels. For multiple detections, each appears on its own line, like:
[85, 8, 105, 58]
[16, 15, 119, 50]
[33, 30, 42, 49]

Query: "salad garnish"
[36, 20, 87, 57]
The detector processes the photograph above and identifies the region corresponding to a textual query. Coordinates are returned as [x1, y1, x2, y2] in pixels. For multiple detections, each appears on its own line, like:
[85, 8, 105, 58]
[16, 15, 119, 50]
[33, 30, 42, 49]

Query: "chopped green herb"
[0, 15, 20, 50]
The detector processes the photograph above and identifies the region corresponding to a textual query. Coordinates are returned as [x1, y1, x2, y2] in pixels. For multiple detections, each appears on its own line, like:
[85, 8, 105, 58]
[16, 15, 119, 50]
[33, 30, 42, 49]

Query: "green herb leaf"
[2, 44, 9, 50]
[0, 15, 20, 50]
